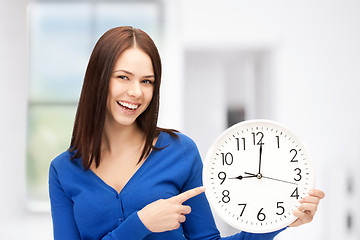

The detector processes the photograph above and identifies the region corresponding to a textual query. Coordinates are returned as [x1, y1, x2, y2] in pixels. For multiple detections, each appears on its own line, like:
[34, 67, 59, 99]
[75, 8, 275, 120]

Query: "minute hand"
[244, 172, 298, 185]
[258, 144, 263, 174]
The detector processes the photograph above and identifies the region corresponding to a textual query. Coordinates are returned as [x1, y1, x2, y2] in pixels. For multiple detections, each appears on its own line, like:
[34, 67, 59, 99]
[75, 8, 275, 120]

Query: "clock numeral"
[294, 168, 302, 181]
[290, 149, 298, 162]
[257, 208, 266, 221]
[276, 136, 280, 148]
[290, 187, 300, 199]
[218, 171, 226, 185]
[238, 203, 247, 216]
[276, 202, 285, 215]
[221, 152, 234, 166]
[252, 132, 264, 145]
[236, 137, 246, 151]
[222, 190, 231, 203]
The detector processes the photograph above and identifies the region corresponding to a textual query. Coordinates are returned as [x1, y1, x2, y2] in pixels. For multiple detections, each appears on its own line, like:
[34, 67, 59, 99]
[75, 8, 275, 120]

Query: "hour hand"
[229, 174, 257, 180]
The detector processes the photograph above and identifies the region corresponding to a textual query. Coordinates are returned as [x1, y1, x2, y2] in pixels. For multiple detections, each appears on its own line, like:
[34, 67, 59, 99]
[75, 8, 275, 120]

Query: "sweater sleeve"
[180, 138, 285, 240]
[101, 212, 151, 240]
[49, 163, 151, 240]
[49, 163, 82, 239]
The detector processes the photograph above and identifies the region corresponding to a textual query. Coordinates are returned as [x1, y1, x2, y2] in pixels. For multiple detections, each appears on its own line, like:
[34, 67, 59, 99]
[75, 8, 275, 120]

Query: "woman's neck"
[101, 119, 145, 156]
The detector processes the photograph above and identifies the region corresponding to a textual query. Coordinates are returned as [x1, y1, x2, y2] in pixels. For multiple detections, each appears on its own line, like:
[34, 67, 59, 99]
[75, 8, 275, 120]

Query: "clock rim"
[202, 119, 316, 233]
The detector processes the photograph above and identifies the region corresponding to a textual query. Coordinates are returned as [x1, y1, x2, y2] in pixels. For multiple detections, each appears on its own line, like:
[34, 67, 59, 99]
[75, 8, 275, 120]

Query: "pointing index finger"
[173, 186, 205, 203]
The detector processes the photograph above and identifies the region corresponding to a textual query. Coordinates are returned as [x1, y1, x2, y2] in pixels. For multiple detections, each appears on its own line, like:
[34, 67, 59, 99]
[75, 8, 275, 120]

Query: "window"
[27, 0, 162, 210]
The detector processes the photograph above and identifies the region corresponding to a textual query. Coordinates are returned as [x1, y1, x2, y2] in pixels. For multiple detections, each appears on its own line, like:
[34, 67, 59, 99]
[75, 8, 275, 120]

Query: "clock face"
[203, 119, 315, 233]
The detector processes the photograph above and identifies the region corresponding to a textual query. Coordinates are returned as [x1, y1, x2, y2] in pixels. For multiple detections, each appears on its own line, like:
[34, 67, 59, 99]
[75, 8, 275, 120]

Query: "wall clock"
[203, 119, 315, 233]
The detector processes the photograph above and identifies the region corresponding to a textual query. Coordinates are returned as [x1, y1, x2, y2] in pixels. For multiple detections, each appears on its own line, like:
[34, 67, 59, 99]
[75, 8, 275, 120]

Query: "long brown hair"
[70, 26, 177, 170]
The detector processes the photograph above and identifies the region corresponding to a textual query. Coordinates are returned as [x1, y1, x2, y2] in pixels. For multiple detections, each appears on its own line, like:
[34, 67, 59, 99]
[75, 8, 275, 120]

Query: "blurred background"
[0, 0, 359, 239]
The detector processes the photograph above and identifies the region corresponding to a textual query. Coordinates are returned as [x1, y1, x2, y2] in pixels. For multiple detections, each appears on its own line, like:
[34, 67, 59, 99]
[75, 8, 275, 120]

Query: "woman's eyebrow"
[113, 69, 155, 78]
[113, 69, 134, 75]
[143, 75, 155, 79]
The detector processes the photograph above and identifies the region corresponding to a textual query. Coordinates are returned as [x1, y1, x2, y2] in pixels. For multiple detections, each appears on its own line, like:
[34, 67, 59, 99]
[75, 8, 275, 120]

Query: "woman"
[49, 26, 325, 240]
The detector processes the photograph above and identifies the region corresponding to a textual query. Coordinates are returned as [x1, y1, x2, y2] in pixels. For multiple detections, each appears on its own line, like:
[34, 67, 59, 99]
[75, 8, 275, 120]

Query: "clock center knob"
[256, 173, 263, 179]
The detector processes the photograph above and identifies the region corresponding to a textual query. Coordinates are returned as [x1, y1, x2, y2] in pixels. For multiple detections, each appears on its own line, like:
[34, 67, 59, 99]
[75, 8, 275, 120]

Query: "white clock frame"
[203, 119, 316, 233]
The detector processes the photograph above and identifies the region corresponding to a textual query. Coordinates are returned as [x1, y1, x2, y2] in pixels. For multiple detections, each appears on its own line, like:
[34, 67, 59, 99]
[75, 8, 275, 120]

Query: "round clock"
[202, 119, 315, 233]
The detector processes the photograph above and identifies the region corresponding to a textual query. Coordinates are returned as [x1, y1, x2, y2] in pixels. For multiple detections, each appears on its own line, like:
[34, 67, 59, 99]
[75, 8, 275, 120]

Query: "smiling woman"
[69, 27, 167, 170]
[49, 26, 324, 240]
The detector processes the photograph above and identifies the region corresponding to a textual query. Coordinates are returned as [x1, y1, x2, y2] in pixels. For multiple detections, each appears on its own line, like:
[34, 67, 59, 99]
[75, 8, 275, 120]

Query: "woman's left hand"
[289, 189, 325, 227]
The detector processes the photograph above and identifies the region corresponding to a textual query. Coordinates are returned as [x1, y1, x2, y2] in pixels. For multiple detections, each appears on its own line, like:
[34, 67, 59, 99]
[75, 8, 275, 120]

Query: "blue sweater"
[49, 131, 284, 239]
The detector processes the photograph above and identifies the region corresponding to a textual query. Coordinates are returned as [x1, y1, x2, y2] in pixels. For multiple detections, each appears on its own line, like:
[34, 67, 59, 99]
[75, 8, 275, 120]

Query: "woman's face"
[106, 47, 154, 128]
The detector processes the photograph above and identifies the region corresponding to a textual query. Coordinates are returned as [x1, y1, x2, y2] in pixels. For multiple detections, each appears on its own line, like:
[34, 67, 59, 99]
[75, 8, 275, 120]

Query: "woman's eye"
[142, 79, 154, 84]
[117, 75, 128, 80]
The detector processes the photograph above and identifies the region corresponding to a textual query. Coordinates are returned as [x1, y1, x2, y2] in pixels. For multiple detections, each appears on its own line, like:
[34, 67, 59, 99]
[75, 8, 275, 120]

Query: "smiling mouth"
[116, 101, 140, 111]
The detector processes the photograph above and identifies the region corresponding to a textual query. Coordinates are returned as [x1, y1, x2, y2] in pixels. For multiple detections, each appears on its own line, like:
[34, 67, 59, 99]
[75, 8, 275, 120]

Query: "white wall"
[1, 0, 359, 239]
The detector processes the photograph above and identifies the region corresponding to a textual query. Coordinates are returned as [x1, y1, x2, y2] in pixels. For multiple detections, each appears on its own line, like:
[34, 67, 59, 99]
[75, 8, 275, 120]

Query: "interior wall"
[182, 50, 227, 155]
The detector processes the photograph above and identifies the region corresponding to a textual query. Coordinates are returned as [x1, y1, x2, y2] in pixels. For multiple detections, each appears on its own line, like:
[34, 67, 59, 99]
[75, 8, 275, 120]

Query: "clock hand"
[244, 172, 298, 185]
[244, 172, 257, 176]
[244, 172, 262, 179]
[258, 144, 263, 175]
[229, 175, 257, 180]
[262, 176, 298, 185]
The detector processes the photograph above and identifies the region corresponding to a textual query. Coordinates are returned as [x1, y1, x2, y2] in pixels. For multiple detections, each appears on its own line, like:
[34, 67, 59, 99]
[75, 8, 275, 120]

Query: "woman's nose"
[127, 81, 142, 98]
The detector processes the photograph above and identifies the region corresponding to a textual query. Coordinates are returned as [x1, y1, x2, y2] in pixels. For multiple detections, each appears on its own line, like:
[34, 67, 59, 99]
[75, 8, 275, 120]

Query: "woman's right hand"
[137, 186, 205, 232]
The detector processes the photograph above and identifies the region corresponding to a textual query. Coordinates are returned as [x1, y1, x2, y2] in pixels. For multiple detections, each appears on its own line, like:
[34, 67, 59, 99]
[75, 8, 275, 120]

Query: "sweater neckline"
[87, 131, 164, 196]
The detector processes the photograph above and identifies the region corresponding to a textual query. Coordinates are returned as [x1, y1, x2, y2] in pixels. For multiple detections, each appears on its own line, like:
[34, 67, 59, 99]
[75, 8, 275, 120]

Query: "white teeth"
[118, 101, 139, 110]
